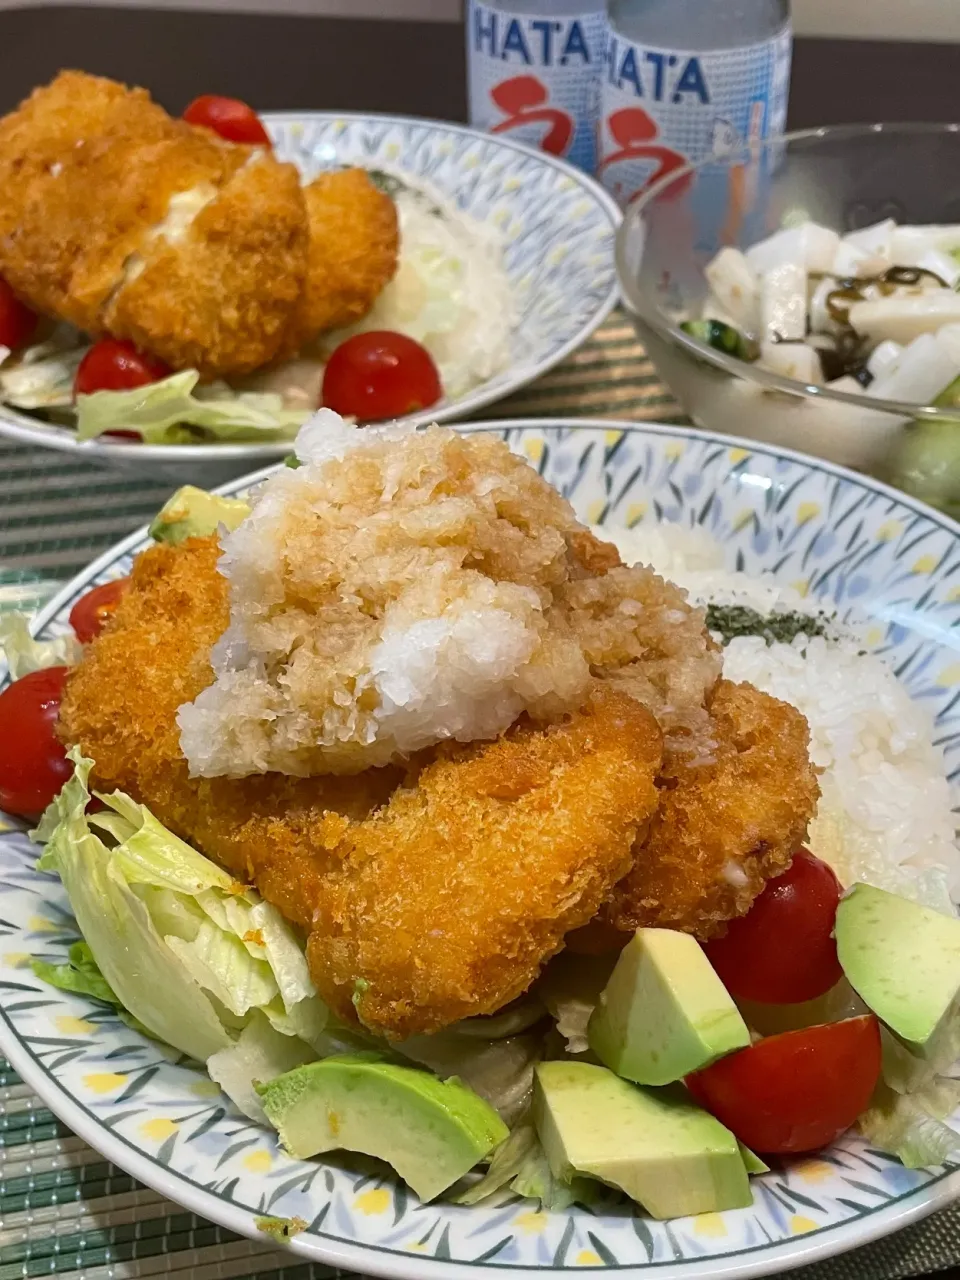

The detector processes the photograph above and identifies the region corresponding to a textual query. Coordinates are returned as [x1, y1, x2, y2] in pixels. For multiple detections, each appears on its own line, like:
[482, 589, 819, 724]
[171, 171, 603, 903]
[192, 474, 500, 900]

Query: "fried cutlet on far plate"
[59, 536, 663, 1039]
[0, 70, 309, 375]
[279, 168, 400, 353]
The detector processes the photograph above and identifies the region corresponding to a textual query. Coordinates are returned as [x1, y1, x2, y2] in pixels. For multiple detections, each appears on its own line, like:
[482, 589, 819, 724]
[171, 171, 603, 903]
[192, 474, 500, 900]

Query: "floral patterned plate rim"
[2, 419, 959, 1280]
[0, 112, 620, 475]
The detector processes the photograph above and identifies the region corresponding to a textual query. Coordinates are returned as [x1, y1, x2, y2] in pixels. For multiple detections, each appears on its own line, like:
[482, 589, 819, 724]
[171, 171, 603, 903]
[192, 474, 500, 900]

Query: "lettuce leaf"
[32, 940, 121, 1006]
[207, 1011, 317, 1124]
[451, 1119, 603, 1210]
[33, 750, 232, 1060]
[0, 612, 81, 680]
[451, 1120, 540, 1205]
[859, 1078, 960, 1168]
[509, 1129, 602, 1210]
[301, 1009, 384, 1058]
[398, 1030, 539, 1124]
[0, 346, 84, 409]
[535, 951, 618, 1056]
[31, 940, 155, 1038]
[75, 371, 309, 444]
[32, 750, 329, 1061]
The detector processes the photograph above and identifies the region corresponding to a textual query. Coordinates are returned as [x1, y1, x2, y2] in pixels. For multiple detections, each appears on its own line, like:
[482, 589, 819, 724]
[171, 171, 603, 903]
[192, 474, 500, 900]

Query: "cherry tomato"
[322, 331, 442, 422]
[704, 848, 843, 1004]
[182, 95, 271, 146]
[687, 1015, 881, 1155]
[75, 339, 170, 399]
[0, 667, 71, 817]
[69, 578, 129, 644]
[0, 277, 38, 349]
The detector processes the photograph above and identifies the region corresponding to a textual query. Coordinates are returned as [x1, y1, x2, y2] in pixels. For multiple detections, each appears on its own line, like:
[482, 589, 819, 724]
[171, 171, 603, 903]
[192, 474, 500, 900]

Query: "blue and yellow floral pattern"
[1, 422, 958, 1277]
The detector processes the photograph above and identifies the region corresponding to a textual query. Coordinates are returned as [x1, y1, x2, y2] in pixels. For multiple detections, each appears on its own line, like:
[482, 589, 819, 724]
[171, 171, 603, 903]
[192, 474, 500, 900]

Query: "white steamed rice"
[597, 522, 960, 915]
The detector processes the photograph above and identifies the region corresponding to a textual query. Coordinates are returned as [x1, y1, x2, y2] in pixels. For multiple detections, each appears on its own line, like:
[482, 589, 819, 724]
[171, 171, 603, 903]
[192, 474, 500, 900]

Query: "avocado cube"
[836, 883, 960, 1066]
[149, 485, 251, 545]
[533, 1061, 752, 1220]
[588, 928, 750, 1085]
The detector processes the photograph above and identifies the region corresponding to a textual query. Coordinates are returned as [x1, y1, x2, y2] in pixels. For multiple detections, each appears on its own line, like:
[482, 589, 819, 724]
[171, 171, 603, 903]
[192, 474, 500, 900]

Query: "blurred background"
[0, 0, 958, 122]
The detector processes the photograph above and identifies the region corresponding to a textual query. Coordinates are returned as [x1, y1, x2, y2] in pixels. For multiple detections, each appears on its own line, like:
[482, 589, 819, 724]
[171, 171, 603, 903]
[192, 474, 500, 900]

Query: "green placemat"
[2, 311, 958, 1280]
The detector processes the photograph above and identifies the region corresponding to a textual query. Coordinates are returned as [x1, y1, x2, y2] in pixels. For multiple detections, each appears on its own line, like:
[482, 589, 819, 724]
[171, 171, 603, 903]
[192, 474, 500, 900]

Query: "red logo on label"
[598, 107, 692, 202]
[489, 75, 574, 157]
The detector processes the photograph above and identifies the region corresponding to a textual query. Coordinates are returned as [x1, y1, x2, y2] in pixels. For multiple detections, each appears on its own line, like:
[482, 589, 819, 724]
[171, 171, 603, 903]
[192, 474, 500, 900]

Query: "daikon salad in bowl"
[617, 123, 960, 515]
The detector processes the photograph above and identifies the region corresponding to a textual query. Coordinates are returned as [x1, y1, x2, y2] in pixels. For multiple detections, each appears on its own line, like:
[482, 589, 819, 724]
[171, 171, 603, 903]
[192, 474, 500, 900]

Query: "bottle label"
[466, 1, 606, 173]
[598, 27, 792, 207]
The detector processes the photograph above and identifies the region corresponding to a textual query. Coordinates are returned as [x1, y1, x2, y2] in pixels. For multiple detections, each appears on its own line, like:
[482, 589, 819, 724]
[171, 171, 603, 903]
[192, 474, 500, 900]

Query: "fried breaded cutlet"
[104, 151, 308, 376]
[0, 72, 398, 376]
[0, 72, 309, 375]
[178, 421, 720, 777]
[59, 536, 664, 1038]
[281, 169, 399, 353]
[307, 689, 662, 1036]
[56, 425, 818, 1038]
[568, 677, 820, 953]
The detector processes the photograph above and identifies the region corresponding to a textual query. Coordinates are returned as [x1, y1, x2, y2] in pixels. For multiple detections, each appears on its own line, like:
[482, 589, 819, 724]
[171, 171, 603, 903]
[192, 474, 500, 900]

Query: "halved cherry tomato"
[0, 667, 71, 817]
[321, 331, 442, 422]
[0, 277, 38, 349]
[704, 848, 843, 1004]
[69, 578, 130, 643]
[75, 339, 170, 398]
[687, 1015, 881, 1154]
[182, 95, 271, 146]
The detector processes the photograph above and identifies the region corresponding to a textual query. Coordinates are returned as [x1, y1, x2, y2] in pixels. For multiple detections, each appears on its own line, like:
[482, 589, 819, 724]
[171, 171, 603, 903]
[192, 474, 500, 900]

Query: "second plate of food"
[0, 80, 620, 483]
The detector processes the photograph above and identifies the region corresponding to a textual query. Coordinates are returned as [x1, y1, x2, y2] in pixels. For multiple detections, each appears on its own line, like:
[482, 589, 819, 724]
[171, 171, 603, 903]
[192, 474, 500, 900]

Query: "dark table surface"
[0, 7, 958, 1277]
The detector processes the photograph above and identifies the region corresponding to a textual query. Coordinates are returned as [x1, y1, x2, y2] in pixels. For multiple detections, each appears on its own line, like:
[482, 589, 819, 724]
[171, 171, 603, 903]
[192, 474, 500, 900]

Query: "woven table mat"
[2, 310, 959, 1280]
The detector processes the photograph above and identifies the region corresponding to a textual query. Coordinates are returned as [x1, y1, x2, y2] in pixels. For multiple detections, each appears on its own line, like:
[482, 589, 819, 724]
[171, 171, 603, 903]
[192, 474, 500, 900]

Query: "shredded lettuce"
[452, 1120, 540, 1205]
[75, 371, 309, 444]
[509, 1127, 602, 1210]
[326, 184, 512, 401]
[859, 1078, 960, 1168]
[0, 612, 81, 679]
[32, 750, 328, 1062]
[451, 1120, 601, 1209]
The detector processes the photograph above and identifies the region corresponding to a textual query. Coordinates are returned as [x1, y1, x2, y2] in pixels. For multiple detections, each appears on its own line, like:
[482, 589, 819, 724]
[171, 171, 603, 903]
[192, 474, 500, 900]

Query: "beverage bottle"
[598, 0, 792, 207]
[466, 0, 607, 173]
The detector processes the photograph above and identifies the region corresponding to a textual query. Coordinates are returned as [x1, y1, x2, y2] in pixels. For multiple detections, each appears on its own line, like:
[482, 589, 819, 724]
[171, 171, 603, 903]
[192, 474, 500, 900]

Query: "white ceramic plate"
[0, 113, 619, 486]
[2, 421, 959, 1279]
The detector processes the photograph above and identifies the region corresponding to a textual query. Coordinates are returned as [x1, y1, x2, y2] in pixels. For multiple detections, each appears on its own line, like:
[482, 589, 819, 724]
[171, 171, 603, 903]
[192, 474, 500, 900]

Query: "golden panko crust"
[598, 678, 820, 943]
[105, 153, 308, 375]
[58, 537, 662, 1039]
[279, 168, 399, 353]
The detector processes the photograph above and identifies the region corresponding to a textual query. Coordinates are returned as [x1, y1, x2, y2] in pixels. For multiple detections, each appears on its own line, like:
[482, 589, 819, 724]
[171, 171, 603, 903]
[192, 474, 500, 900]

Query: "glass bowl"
[616, 123, 960, 512]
